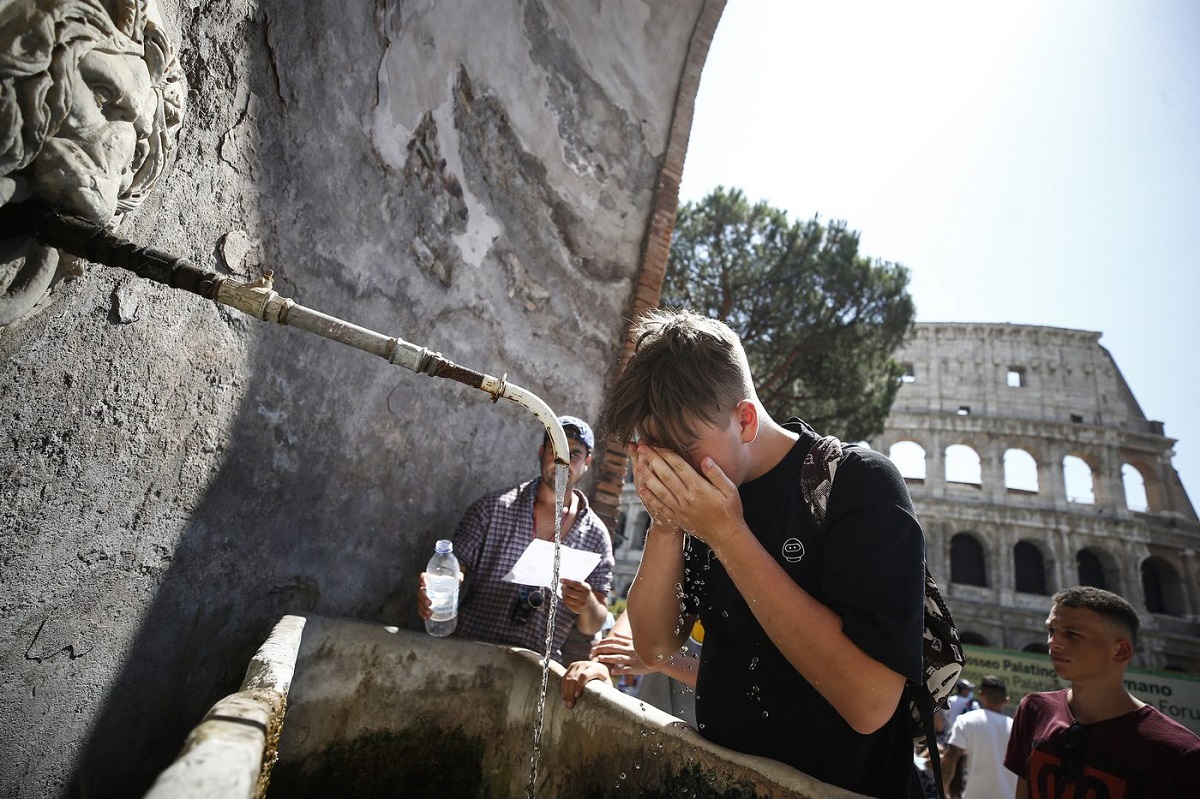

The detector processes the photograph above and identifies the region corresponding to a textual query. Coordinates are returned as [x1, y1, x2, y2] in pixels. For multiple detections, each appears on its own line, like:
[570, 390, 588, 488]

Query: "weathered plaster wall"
[0, 1, 716, 795]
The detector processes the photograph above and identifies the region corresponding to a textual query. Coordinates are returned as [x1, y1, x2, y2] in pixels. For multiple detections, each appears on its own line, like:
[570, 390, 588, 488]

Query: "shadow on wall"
[0, 0, 715, 793]
[61, 3, 638, 795]
[69, 363, 532, 795]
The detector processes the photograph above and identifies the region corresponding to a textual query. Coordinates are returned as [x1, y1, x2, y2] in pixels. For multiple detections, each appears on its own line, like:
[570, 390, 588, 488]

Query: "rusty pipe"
[1, 201, 571, 464]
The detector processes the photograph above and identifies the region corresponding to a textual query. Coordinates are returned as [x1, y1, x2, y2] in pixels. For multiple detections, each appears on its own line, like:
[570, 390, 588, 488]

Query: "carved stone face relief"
[0, 0, 185, 326]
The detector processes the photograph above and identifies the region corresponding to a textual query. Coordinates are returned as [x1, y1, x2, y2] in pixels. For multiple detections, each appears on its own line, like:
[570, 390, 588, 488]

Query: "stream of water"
[524, 461, 569, 799]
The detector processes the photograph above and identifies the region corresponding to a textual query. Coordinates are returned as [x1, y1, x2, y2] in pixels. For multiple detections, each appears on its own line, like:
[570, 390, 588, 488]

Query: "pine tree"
[663, 186, 915, 441]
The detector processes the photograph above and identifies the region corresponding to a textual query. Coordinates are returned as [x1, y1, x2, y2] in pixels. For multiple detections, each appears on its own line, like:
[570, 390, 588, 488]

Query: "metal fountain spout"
[213, 270, 569, 464]
[1, 201, 571, 465]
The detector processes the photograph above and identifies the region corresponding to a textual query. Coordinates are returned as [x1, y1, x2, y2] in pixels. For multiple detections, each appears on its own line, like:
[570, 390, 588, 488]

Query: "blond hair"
[603, 308, 754, 453]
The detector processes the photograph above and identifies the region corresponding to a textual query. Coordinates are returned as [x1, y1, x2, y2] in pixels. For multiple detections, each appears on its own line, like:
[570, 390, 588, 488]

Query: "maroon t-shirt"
[1004, 689, 1200, 798]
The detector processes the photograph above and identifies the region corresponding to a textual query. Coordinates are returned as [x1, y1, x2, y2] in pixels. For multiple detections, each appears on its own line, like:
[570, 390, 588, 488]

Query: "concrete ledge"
[144, 615, 866, 798]
[142, 616, 304, 799]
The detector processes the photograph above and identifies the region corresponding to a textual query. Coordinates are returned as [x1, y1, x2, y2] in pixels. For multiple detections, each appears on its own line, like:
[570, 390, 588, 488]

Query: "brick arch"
[1002, 447, 1040, 493]
[1004, 438, 1049, 464]
[590, 1, 727, 531]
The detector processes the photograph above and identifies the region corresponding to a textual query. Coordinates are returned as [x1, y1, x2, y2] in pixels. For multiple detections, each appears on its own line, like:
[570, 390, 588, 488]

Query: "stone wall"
[0, 2, 721, 795]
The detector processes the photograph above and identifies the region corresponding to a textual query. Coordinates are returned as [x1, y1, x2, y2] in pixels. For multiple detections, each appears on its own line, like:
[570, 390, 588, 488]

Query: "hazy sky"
[679, 0, 1200, 503]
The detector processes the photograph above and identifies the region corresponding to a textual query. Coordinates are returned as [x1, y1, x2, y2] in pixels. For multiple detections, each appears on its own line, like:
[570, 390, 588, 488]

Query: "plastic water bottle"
[424, 539, 460, 637]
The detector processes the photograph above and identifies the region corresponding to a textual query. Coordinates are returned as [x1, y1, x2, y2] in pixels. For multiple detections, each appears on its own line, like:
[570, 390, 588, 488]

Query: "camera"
[510, 585, 545, 624]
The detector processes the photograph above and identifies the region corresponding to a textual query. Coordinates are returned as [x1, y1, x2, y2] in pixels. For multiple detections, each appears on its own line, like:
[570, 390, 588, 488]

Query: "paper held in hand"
[502, 538, 602, 594]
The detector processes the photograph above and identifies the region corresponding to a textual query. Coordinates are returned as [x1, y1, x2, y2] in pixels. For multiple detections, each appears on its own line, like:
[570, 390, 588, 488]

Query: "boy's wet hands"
[629, 442, 746, 550]
[688, 455, 748, 550]
[628, 441, 687, 528]
[590, 630, 649, 675]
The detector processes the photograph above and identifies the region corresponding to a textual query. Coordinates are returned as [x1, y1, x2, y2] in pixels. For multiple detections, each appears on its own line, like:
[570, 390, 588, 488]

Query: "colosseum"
[614, 322, 1200, 674]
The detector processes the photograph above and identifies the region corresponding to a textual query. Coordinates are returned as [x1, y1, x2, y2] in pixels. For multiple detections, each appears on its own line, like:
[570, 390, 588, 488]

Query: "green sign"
[961, 645, 1200, 736]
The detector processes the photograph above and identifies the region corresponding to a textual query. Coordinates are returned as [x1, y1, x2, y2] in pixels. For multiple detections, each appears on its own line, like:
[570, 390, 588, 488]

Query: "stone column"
[1054, 525, 1074, 593]
[1123, 542, 1151, 617]
[1180, 549, 1198, 619]
[928, 430, 945, 499]
[1043, 443, 1069, 511]
[980, 443, 1004, 503]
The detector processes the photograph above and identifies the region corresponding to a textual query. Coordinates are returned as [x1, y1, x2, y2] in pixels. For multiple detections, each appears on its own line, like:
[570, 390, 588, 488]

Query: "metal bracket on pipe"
[215, 271, 293, 323]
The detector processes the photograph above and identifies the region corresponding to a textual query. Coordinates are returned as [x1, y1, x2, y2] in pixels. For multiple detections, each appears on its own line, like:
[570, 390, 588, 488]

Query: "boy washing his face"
[603, 308, 926, 798]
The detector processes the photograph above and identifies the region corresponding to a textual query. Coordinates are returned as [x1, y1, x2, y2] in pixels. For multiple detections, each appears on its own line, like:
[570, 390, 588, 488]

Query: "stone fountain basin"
[144, 614, 865, 798]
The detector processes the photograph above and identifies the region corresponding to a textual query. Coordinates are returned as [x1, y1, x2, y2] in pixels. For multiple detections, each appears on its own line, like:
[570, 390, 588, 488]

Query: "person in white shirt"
[942, 675, 1016, 799]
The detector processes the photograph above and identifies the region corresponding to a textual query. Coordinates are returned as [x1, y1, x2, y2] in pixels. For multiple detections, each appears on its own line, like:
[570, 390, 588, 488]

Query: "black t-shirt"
[682, 421, 925, 798]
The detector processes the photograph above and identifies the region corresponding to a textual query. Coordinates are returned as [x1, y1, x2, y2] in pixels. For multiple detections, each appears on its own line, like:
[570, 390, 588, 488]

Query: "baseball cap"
[558, 415, 595, 451]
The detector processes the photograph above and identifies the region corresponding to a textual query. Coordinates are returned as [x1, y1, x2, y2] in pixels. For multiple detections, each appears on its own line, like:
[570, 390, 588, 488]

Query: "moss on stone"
[266, 725, 487, 798]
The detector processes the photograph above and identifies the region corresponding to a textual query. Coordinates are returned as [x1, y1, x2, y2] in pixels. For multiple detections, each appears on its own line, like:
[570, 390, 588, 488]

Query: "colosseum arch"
[1121, 463, 1150, 512]
[959, 631, 991, 646]
[1062, 453, 1096, 505]
[1003, 447, 1040, 494]
[1142, 556, 1187, 617]
[1022, 641, 1047, 654]
[1075, 546, 1121, 594]
[1121, 457, 1165, 513]
[1013, 539, 1052, 595]
[888, 440, 927, 481]
[950, 532, 988, 586]
[945, 443, 982, 486]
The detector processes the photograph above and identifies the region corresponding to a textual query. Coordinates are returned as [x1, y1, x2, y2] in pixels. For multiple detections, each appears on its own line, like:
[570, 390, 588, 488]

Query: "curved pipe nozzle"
[485, 380, 569, 466]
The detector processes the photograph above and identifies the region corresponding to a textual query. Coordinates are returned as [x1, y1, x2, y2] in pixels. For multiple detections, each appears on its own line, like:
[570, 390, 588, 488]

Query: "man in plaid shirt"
[418, 416, 614, 661]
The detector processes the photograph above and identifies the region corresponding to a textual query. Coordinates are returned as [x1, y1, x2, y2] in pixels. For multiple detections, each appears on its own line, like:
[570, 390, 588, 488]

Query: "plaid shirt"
[452, 478, 613, 661]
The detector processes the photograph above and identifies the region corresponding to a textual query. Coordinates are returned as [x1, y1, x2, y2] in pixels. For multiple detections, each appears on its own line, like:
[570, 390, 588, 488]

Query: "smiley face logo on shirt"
[782, 538, 805, 563]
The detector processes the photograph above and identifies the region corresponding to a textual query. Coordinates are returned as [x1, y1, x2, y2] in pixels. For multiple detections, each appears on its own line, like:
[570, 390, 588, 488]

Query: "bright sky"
[679, 0, 1200, 504]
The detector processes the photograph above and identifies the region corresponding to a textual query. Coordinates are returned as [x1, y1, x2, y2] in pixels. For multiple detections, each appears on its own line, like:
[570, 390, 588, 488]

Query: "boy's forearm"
[657, 649, 698, 687]
[627, 523, 690, 665]
[710, 528, 905, 734]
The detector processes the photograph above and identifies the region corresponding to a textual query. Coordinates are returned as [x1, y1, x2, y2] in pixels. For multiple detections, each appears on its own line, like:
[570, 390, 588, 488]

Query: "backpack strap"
[799, 434, 843, 528]
[912, 685, 949, 799]
[799, 432, 956, 799]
